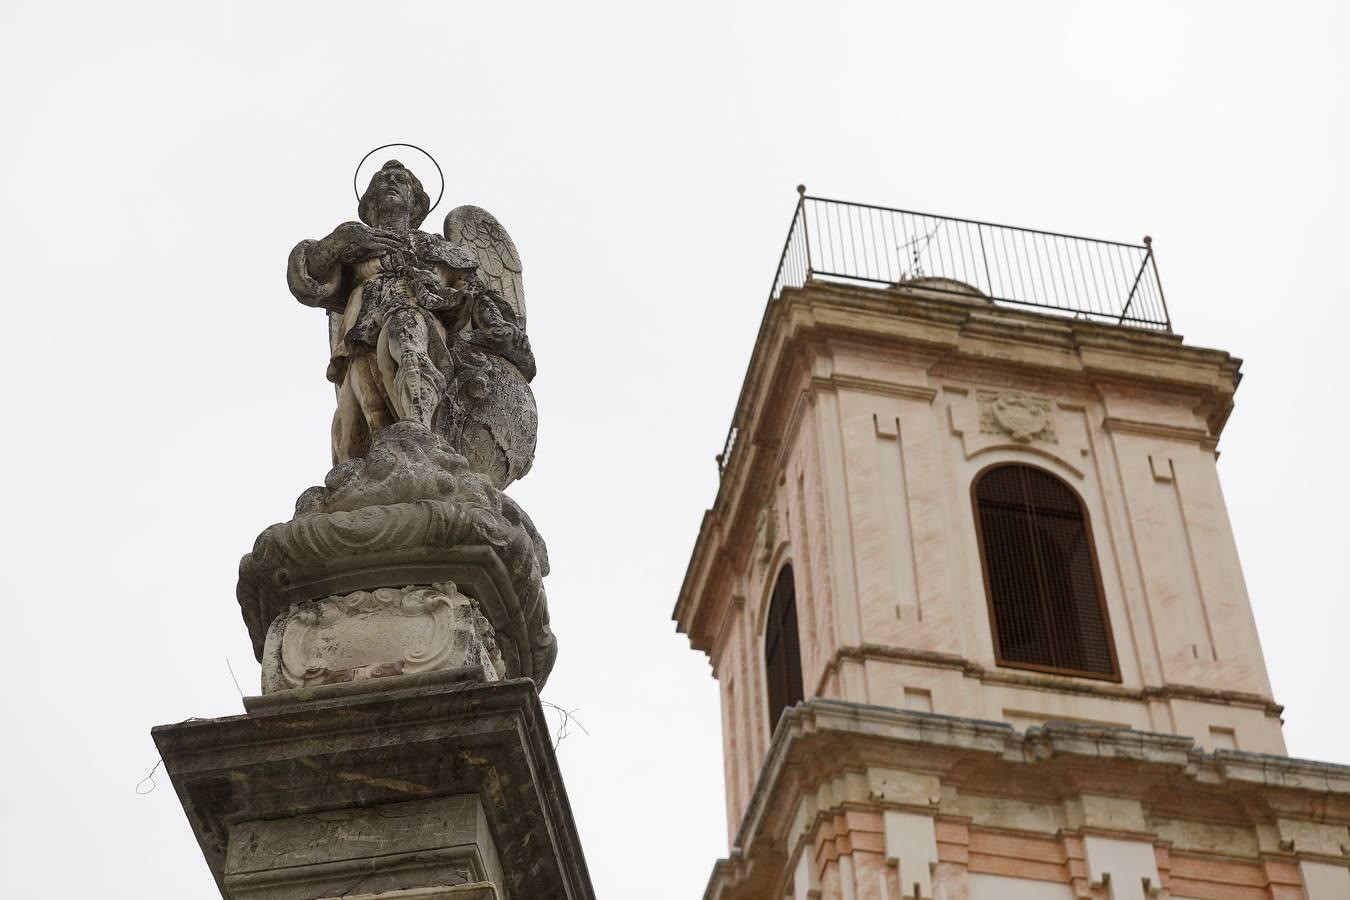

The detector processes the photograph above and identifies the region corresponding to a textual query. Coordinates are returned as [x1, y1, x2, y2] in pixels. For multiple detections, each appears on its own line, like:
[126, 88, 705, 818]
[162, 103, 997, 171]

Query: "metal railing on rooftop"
[716, 189, 1171, 475]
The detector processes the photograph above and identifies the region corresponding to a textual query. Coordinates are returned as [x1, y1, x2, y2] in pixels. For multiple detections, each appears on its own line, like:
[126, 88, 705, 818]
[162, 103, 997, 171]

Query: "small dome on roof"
[892, 276, 988, 300]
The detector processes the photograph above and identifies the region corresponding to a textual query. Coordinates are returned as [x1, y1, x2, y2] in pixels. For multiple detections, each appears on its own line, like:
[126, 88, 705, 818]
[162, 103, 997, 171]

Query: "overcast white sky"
[2, 1, 1347, 896]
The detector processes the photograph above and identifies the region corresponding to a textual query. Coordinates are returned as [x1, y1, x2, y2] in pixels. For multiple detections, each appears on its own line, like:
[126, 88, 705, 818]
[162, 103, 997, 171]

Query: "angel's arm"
[411, 263, 476, 324]
[471, 289, 512, 329]
[287, 240, 345, 312]
[467, 290, 536, 380]
[288, 223, 405, 312]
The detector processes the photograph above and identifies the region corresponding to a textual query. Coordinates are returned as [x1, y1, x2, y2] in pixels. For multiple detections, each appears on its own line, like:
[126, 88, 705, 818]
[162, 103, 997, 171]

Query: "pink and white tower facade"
[675, 191, 1350, 900]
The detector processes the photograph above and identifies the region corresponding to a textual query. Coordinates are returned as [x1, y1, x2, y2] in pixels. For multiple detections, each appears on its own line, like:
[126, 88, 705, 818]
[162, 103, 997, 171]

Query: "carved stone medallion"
[978, 390, 1057, 444]
[261, 580, 506, 693]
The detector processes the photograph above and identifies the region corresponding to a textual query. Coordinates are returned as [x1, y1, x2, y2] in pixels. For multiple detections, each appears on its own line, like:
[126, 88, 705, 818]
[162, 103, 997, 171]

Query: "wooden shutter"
[764, 565, 805, 729]
[974, 465, 1119, 680]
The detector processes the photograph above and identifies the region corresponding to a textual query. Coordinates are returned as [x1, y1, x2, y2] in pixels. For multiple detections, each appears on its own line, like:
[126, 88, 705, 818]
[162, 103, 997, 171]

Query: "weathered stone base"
[151, 671, 593, 900]
[709, 700, 1350, 900]
[223, 794, 501, 899]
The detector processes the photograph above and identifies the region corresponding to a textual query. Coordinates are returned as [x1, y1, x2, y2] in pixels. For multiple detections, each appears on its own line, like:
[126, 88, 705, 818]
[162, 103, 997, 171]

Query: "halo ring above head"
[353, 143, 445, 214]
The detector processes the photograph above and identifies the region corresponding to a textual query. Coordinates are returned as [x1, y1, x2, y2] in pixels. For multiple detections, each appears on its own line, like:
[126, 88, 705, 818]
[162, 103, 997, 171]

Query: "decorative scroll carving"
[262, 581, 505, 693]
[978, 390, 1057, 444]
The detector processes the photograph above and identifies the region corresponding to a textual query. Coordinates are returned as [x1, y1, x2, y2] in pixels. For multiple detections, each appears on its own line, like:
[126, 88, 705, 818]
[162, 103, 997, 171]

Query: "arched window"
[764, 564, 805, 728]
[973, 464, 1119, 680]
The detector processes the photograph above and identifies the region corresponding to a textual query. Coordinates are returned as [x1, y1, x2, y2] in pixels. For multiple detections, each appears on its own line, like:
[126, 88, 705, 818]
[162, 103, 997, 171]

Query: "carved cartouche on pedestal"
[261, 580, 507, 693]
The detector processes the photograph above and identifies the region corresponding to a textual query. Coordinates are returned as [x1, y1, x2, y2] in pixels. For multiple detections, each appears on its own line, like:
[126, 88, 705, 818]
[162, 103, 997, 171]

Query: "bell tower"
[675, 190, 1350, 899]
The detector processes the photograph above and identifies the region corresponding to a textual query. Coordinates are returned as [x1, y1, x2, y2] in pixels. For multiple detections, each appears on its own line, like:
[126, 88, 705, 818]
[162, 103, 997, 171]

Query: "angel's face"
[367, 165, 416, 218]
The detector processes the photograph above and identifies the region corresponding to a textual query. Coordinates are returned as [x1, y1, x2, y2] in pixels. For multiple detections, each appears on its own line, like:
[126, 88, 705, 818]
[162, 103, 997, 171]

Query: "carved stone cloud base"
[151, 673, 594, 900]
[238, 423, 555, 690]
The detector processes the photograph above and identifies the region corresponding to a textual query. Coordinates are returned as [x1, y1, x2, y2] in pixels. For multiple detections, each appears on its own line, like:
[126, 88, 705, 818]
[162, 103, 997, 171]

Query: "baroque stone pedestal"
[152, 671, 594, 900]
[237, 423, 557, 692]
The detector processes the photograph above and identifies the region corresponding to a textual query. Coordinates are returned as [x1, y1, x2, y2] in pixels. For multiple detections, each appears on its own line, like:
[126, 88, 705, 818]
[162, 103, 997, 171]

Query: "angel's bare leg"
[380, 309, 445, 430]
[331, 374, 371, 464]
[348, 351, 397, 441]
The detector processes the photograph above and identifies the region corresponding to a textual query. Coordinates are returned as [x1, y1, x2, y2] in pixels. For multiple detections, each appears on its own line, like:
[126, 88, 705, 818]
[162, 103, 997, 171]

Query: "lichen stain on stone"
[286, 756, 432, 796]
[332, 769, 433, 797]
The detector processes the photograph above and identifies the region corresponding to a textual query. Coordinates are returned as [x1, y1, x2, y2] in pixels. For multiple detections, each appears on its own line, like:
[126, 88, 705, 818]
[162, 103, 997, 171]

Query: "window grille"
[764, 564, 805, 728]
[973, 465, 1119, 680]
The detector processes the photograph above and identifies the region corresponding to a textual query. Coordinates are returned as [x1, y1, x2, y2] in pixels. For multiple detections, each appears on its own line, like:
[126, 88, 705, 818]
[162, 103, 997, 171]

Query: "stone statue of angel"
[286, 160, 538, 488]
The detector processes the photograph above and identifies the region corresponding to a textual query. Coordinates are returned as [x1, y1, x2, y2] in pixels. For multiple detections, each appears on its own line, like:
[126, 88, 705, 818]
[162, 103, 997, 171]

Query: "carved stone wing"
[443, 205, 525, 326]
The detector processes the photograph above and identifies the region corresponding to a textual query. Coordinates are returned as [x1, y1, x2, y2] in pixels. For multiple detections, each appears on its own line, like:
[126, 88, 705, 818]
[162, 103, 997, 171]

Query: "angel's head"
[359, 160, 431, 229]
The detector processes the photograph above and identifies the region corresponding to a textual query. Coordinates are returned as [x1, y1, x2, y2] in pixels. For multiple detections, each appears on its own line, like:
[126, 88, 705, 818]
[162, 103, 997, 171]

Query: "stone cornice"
[817, 643, 1283, 716]
[705, 699, 1350, 900]
[153, 674, 596, 900]
[672, 509, 719, 650]
[1102, 416, 1217, 446]
[808, 373, 938, 404]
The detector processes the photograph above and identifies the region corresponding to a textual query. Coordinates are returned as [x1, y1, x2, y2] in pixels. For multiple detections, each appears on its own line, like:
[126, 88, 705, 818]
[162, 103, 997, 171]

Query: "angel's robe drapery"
[286, 233, 477, 385]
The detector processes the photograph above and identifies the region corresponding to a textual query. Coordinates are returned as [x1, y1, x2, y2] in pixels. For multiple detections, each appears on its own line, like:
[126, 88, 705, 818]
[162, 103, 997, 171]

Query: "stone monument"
[153, 153, 593, 900]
